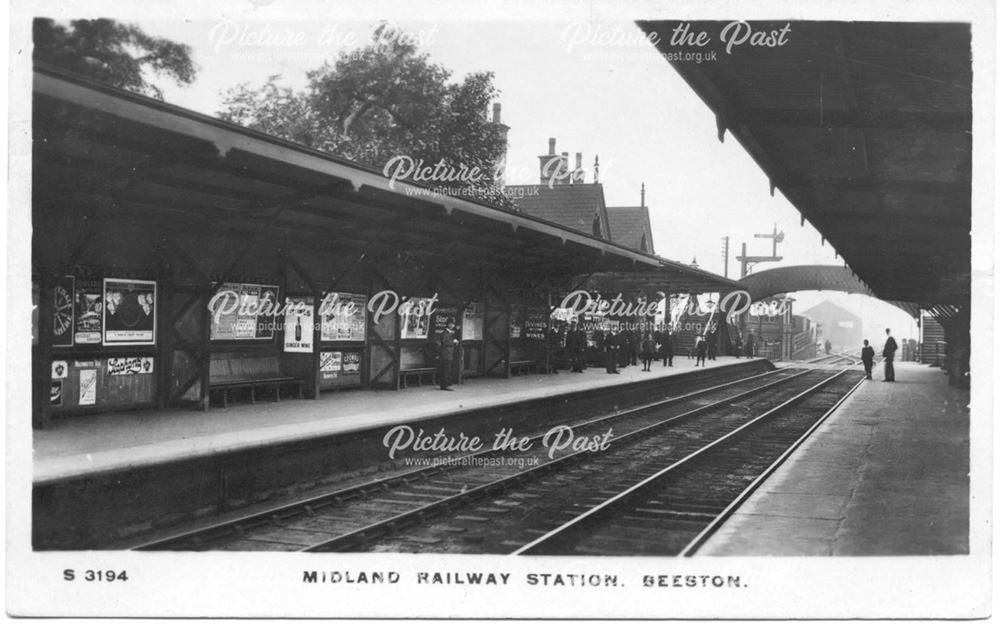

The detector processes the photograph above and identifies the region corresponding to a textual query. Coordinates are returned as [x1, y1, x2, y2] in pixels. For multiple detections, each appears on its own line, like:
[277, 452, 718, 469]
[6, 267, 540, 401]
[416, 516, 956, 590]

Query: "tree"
[219, 24, 509, 206]
[34, 18, 197, 100]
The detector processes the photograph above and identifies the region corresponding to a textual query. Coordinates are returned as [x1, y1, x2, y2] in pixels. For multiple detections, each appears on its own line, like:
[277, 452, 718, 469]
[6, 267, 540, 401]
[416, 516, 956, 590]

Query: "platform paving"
[699, 361, 970, 556]
[34, 355, 756, 484]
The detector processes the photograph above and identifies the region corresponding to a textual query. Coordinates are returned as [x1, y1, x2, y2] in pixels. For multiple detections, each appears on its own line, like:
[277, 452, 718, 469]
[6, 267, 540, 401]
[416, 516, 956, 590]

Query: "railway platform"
[34, 355, 758, 485]
[33, 355, 774, 548]
[699, 361, 970, 555]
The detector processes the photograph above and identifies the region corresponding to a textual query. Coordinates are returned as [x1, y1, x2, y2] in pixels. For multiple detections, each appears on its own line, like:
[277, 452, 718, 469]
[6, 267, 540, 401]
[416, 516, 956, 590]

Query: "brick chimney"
[538, 139, 569, 186]
[572, 152, 585, 184]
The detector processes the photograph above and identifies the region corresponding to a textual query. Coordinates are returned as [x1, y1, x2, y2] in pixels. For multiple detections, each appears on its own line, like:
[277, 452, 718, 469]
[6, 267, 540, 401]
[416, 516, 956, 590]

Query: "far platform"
[34, 355, 760, 485]
[700, 361, 970, 556]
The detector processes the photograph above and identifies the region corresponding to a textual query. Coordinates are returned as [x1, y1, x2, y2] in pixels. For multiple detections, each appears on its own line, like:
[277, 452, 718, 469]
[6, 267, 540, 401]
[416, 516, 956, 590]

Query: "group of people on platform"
[431, 316, 762, 390]
[860, 328, 899, 382]
[564, 324, 677, 375]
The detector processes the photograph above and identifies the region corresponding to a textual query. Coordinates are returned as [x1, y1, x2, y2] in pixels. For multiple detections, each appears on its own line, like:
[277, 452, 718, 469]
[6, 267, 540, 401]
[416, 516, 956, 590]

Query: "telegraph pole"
[721, 236, 730, 278]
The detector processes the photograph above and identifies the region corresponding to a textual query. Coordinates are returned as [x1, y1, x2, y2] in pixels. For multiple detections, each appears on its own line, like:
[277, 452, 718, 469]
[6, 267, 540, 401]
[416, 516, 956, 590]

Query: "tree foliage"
[34, 18, 197, 100]
[219, 24, 509, 205]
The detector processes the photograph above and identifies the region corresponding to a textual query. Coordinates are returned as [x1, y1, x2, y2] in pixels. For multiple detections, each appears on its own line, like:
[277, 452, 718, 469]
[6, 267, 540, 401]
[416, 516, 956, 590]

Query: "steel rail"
[511, 366, 853, 555]
[300, 369, 819, 552]
[129, 366, 790, 550]
[677, 372, 867, 556]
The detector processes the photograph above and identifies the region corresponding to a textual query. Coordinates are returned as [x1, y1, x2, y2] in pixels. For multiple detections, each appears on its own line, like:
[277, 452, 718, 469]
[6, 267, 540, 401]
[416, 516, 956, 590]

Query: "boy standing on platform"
[694, 334, 708, 367]
[861, 339, 875, 380]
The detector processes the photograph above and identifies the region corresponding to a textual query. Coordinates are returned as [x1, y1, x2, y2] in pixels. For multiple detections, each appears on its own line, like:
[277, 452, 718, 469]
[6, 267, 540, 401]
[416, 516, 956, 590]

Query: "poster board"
[430, 304, 460, 338]
[102, 278, 156, 346]
[210, 282, 280, 341]
[509, 304, 524, 339]
[462, 302, 484, 340]
[74, 278, 103, 345]
[320, 292, 366, 342]
[523, 309, 548, 340]
[52, 275, 74, 347]
[400, 297, 435, 340]
[283, 296, 314, 353]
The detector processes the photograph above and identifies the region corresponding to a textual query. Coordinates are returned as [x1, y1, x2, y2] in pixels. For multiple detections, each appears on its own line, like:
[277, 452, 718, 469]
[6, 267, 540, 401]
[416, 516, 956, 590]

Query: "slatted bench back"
[210, 354, 283, 382]
[399, 346, 431, 370]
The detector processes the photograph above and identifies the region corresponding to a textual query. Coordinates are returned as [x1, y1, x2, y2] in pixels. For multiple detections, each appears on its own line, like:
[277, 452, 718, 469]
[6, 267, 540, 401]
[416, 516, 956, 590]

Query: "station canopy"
[33, 64, 736, 295]
[638, 21, 972, 307]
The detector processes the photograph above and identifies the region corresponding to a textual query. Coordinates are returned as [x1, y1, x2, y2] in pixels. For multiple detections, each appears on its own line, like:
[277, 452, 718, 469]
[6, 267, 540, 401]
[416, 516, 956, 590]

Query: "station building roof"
[606, 205, 655, 254]
[33, 64, 736, 295]
[637, 21, 971, 307]
[506, 183, 612, 240]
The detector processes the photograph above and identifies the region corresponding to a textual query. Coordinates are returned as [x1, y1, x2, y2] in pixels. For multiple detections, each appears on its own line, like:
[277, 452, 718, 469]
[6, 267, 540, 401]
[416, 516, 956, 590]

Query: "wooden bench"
[400, 366, 437, 388]
[209, 355, 304, 407]
[398, 347, 437, 388]
[509, 360, 538, 375]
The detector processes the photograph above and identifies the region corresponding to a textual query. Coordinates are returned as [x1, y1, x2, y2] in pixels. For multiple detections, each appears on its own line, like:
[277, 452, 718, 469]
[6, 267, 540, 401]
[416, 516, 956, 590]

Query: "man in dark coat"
[882, 328, 898, 381]
[694, 334, 708, 367]
[567, 320, 586, 372]
[659, 329, 674, 367]
[861, 339, 875, 380]
[707, 325, 718, 360]
[435, 317, 459, 390]
[605, 326, 620, 374]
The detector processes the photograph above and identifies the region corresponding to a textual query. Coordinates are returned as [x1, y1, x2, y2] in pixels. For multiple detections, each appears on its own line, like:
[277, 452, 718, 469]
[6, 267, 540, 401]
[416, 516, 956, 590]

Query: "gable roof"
[800, 300, 862, 323]
[505, 184, 611, 240]
[606, 205, 654, 254]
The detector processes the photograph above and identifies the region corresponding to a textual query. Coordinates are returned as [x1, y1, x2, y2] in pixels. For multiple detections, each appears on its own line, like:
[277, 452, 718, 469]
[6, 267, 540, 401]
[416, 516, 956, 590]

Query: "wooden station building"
[31, 65, 739, 428]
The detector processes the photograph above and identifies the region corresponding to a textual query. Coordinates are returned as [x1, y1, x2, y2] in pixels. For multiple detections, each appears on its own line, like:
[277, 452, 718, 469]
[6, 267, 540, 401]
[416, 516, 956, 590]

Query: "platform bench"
[209, 355, 304, 407]
[509, 360, 538, 375]
[400, 366, 437, 388]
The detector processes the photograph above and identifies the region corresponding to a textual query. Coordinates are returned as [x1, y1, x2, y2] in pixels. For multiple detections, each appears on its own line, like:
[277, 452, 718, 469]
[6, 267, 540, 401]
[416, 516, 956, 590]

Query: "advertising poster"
[103, 278, 156, 345]
[509, 304, 524, 339]
[523, 309, 548, 340]
[283, 296, 314, 353]
[320, 350, 361, 382]
[211, 282, 279, 341]
[320, 292, 366, 342]
[77, 368, 97, 406]
[52, 275, 74, 347]
[400, 296, 434, 340]
[51, 360, 68, 380]
[319, 350, 342, 381]
[341, 351, 361, 375]
[50, 380, 63, 407]
[74, 278, 103, 345]
[462, 302, 484, 340]
[107, 357, 154, 376]
[430, 304, 460, 337]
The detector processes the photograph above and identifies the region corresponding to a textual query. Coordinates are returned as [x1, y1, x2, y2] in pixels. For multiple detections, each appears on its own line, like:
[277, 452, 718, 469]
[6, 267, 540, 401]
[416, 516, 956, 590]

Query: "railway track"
[131, 364, 862, 554]
[128, 366, 801, 551]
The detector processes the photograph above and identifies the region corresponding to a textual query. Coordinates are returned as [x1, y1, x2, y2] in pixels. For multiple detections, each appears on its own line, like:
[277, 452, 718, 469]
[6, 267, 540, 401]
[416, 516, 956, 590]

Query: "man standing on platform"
[744, 331, 755, 358]
[436, 317, 459, 390]
[567, 320, 586, 373]
[694, 334, 708, 367]
[659, 328, 674, 367]
[861, 339, 875, 380]
[882, 328, 898, 381]
[605, 325, 620, 374]
[707, 324, 718, 361]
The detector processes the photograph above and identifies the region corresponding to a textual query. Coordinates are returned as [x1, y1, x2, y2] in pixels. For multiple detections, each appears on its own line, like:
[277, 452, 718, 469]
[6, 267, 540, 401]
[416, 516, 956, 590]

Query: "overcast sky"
[29, 6, 923, 340]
